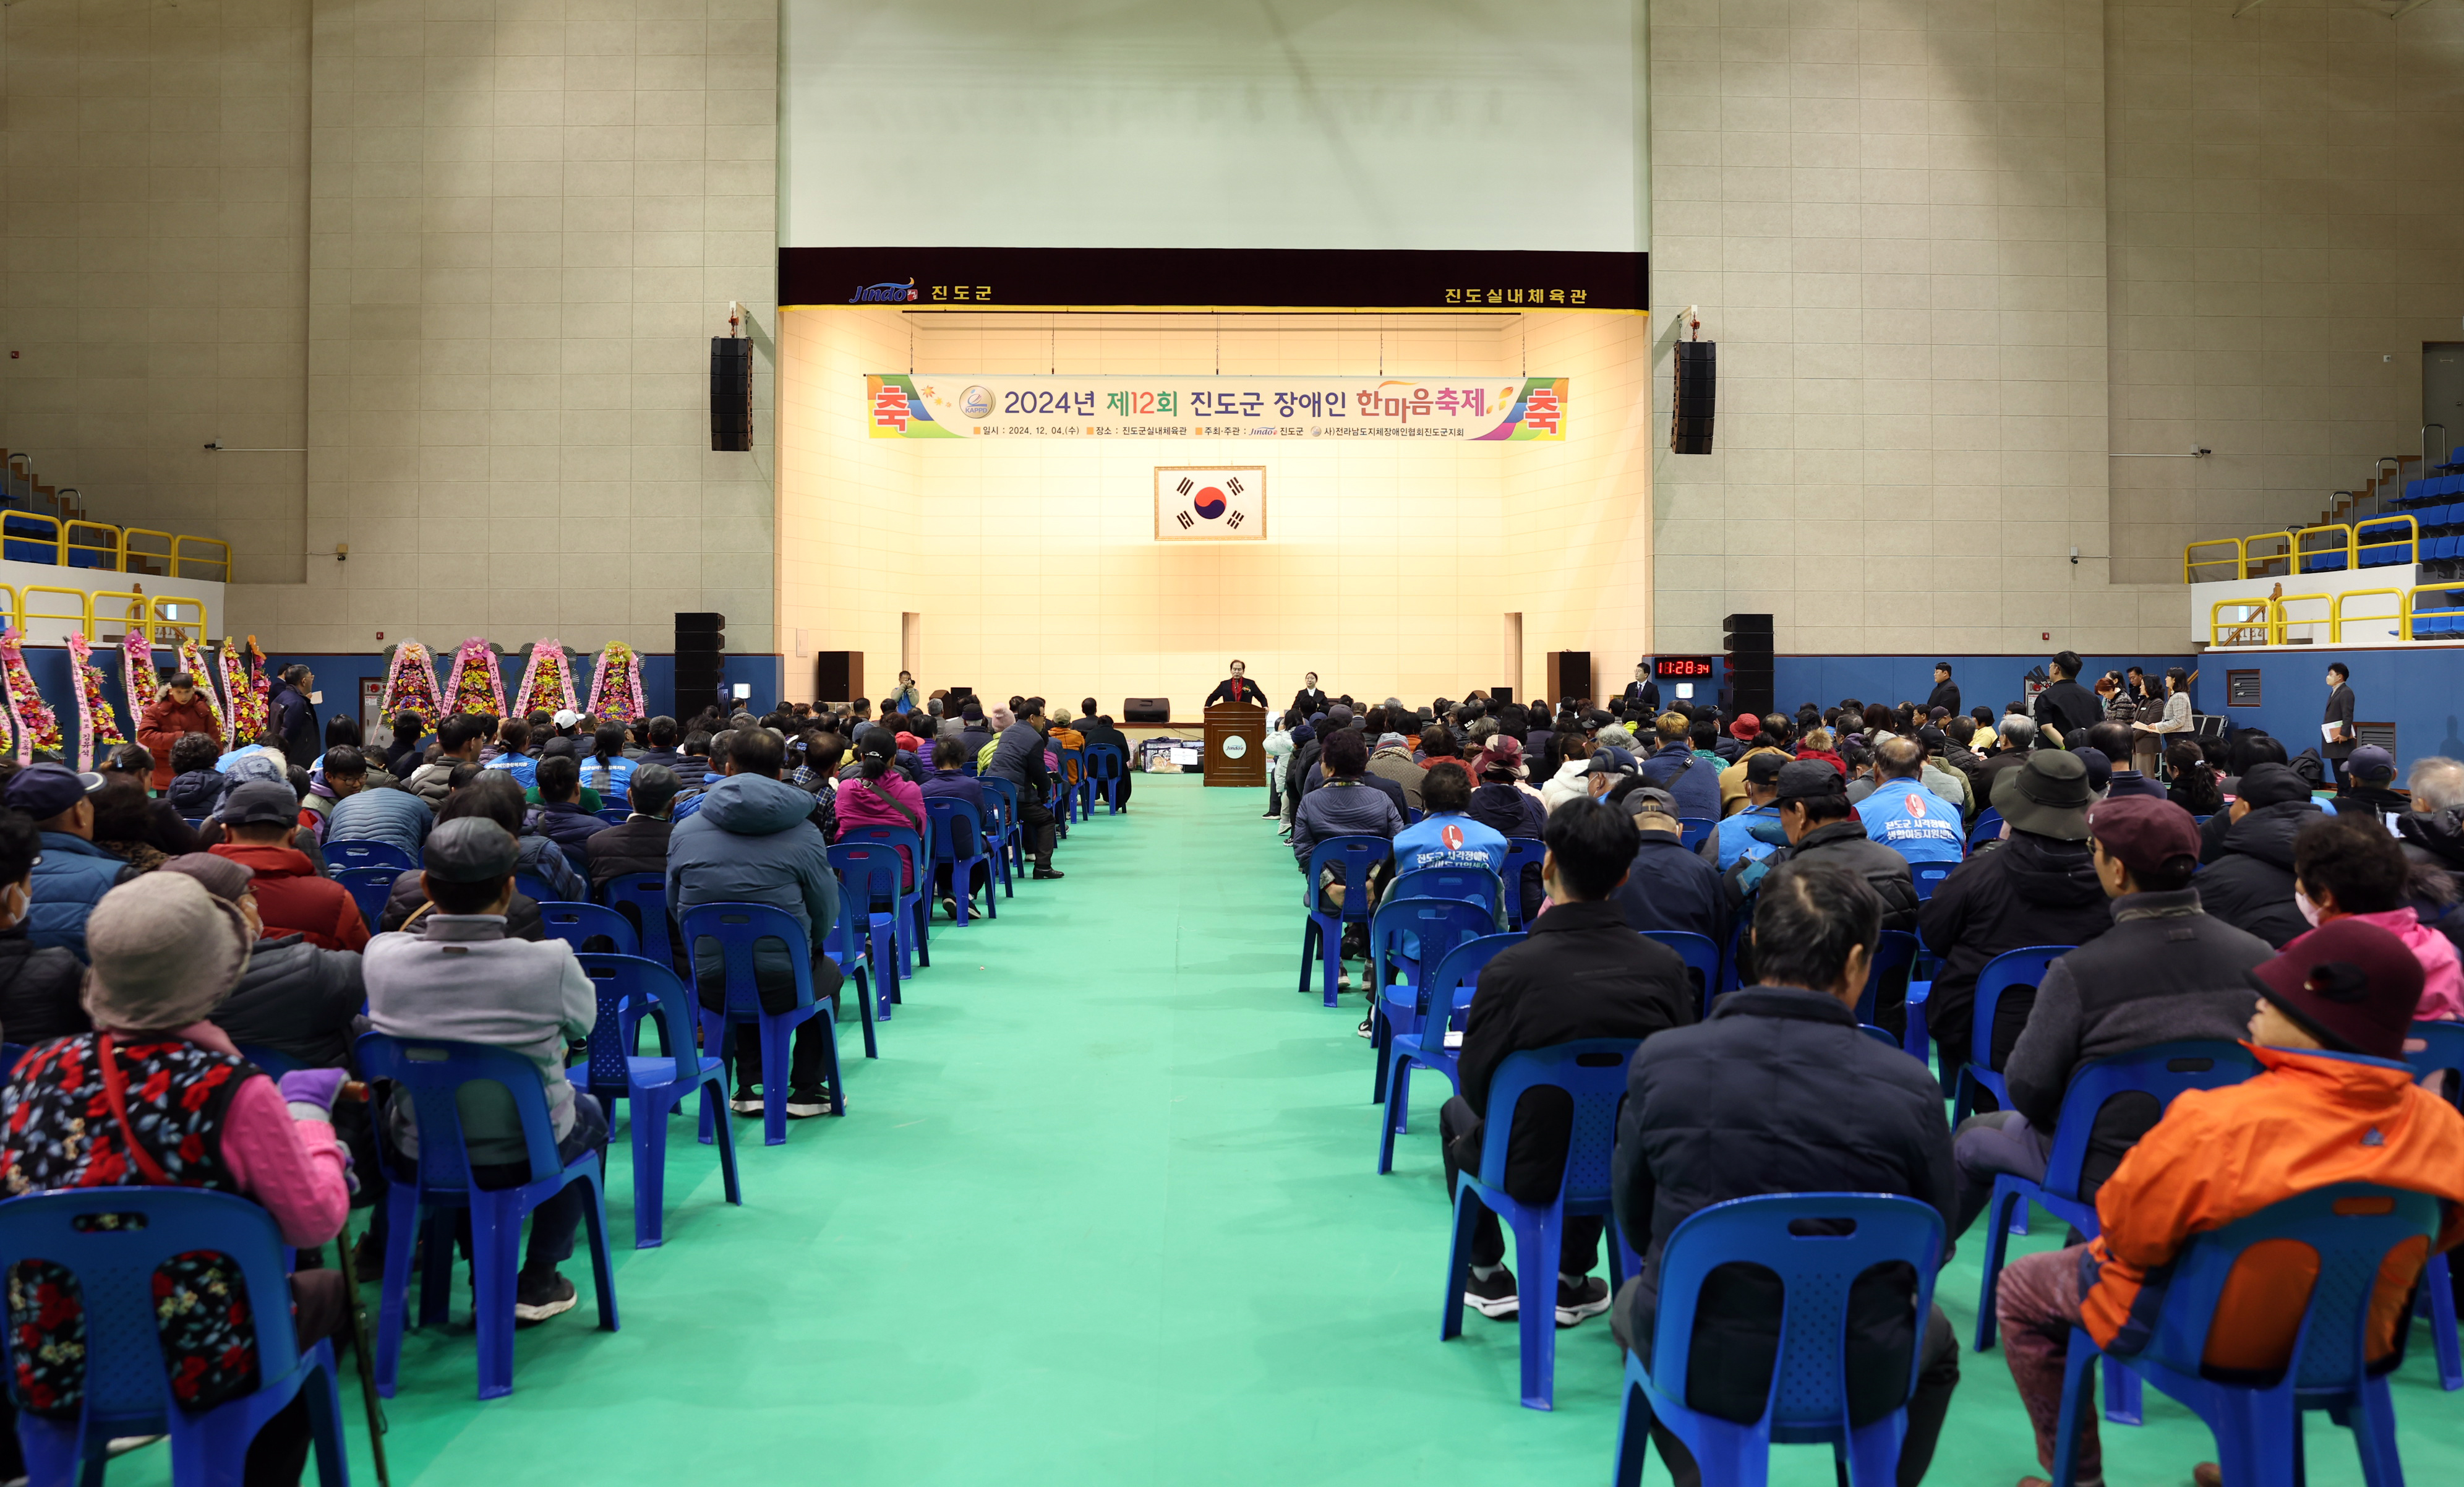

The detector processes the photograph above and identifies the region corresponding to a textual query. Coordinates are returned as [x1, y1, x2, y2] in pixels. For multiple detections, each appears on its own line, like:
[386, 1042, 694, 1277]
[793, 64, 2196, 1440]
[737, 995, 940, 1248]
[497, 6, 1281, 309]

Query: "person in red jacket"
[208, 780, 369, 951]
[135, 671, 223, 790]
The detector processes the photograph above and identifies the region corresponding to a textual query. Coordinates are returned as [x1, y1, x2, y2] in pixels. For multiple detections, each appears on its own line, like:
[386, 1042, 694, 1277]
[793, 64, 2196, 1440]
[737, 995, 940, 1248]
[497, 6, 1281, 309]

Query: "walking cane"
[336, 1233, 390, 1487]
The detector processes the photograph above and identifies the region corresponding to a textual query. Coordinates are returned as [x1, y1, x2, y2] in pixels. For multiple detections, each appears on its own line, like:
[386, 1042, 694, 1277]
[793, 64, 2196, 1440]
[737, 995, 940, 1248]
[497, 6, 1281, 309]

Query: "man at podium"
[1205, 659, 1267, 708]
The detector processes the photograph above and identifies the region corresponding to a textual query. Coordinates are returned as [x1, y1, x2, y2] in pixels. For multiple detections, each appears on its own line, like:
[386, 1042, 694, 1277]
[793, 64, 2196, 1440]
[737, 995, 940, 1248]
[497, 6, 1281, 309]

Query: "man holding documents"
[2321, 661, 2356, 786]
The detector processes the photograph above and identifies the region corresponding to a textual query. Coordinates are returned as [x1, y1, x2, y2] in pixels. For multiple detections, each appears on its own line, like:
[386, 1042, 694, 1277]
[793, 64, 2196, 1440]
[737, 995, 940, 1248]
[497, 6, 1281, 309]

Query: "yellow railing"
[0, 515, 230, 583]
[2184, 537, 2249, 583]
[119, 527, 173, 575]
[2291, 523, 2355, 573]
[2331, 588, 2408, 641]
[147, 594, 207, 647]
[64, 521, 119, 569]
[2271, 591, 2331, 645]
[2209, 599, 2273, 646]
[2356, 514, 2419, 567]
[2189, 514, 2437, 582]
[0, 585, 18, 635]
[170, 536, 231, 583]
[2407, 584, 2464, 641]
[86, 591, 150, 645]
[19, 586, 89, 636]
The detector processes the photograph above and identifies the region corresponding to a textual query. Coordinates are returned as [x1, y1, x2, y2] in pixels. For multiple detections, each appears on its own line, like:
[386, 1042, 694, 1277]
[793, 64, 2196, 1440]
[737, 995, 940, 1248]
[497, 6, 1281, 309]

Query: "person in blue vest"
[483, 718, 540, 789]
[1855, 737, 1964, 864]
[1706, 752, 1789, 872]
[1392, 761, 1507, 876]
[579, 722, 636, 806]
[9, 764, 131, 963]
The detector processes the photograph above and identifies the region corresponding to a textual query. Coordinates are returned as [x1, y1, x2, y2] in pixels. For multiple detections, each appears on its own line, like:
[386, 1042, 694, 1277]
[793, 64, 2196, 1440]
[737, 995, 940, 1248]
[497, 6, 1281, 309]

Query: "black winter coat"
[2397, 808, 2464, 955]
[0, 928, 89, 1047]
[1611, 987, 1953, 1423]
[524, 800, 609, 878]
[2197, 800, 2321, 949]
[212, 935, 366, 1070]
[1917, 831, 2113, 1065]
[1466, 782, 1546, 920]
[1722, 818, 1919, 989]
[377, 872, 546, 941]
[1609, 832, 1728, 949]
[584, 816, 673, 888]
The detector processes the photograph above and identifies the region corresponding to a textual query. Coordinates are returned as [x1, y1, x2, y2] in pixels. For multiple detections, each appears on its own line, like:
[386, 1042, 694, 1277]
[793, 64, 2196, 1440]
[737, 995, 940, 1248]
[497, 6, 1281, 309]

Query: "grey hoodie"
[666, 773, 842, 992]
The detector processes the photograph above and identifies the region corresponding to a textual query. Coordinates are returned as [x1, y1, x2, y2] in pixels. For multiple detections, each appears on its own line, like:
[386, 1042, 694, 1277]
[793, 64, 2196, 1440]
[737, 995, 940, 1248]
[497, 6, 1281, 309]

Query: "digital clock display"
[1654, 656, 1716, 679]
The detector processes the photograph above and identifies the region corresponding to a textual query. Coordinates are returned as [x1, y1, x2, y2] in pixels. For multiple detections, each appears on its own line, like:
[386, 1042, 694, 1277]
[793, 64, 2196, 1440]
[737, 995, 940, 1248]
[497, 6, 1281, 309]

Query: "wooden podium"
[1202, 703, 1267, 786]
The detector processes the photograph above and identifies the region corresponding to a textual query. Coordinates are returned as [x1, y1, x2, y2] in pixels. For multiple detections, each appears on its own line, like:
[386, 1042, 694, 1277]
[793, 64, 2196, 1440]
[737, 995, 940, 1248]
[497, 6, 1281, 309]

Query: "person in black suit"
[1621, 662, 1660, 713]
[1925, 662, 1961, 719]
[2321, 661, 2356, 785]
[1289, 672, 1328, 717]
[1205, 659, 1267, 707]
[2030, 650, 2102, 747]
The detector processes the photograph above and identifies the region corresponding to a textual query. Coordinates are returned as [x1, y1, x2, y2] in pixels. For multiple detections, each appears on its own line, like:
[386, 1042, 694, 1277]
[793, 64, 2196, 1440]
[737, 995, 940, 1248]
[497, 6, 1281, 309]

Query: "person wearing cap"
[583, 762, 683, 890]
[1366, 731, 1427, 812]
[1855, 737, 1965, 866]
[1917, 752, 2112, 1086]
[1611, 859, 1962, 1487]
[9, 762, 130, 962]
[1608, 781, 1727, 945]
[1993, 919, 2464, 1487]
[0, 810, 89, 1045]
[0, 873, 357, 1483]
[1706, 750, 1789, 873]
[162, 853, 366, 1072]
[1716, 714, 1792, 818]
[2194, 760, 2324, 949]
[2332, 744, 2408, 819]
[2286, 813, 2464, 1023]
[1448, 799, 1694, 1329]
[1392, 758, 1507, 879]
[1725, 760, 1918, 990]
[1639, 711, 1718, 821]
[1948, 797, 2271, 1242]
[364, 818, 605, 1323]
[209, 781, 369, 952]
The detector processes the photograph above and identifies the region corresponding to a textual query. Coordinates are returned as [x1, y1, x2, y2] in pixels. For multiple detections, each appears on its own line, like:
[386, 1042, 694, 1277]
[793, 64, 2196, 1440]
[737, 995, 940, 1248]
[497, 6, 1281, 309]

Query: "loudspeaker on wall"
[711, 338, 751, 452]
[1670, 341, 1716, 455]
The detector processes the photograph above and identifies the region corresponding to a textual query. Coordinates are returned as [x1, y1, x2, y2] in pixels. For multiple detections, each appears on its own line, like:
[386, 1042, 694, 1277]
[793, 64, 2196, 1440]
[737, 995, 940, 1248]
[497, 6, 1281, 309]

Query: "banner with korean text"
[865, 375, 1565, 442]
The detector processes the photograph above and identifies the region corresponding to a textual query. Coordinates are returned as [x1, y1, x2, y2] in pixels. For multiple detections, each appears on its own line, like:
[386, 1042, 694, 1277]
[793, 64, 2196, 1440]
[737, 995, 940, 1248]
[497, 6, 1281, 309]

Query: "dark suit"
[1927, 680, 1961, 718]
[1289, 687, 1327, 717]
[1205, 677, 1265, 707]
[2322, 682, 2356, 778]
[1622, 679, 1661, 712]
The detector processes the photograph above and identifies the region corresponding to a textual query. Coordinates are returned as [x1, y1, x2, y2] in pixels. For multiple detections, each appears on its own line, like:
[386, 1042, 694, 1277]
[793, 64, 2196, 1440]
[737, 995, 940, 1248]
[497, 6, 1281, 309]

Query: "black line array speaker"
[711, 338, 751, 452]
[674, 611, 725, 715]
[1722, 611, 1773, 721]
[1671, 341, 1716, 455]
[813, 651, 862, 706]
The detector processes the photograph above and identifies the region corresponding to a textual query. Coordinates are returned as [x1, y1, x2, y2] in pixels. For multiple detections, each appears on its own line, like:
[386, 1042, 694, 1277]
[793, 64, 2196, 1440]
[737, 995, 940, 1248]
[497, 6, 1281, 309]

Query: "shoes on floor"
[1356, 1016, 1375, 1039]
[784, 1087, 834, 1118]
[1463, 1266, 1518, 1319]
[940, 894, 959, 919]
[1260, 809, 1280, 818]
[353, 1230, 385, 1283]
[513, 1269, 577, 1325]
[1555, 1275, 1611, 1327]
[730, 1089, 763, 1116]
[1033, 867, 1065, 880]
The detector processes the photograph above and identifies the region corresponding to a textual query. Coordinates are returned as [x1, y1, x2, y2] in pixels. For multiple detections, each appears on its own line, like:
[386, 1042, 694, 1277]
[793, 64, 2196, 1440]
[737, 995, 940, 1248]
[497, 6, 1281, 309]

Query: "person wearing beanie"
[210, 781, 370, 952]
[582, 761, 683, 889]
[1948, 797, 2272, 1242]
[1366, 730, 1427, 812]
[0, 872, 356, 1484]
[2195, 760, 2324, 949]
[1993, 917, 2464, 1487]
[1918, 751, 2116, 1088]
[162, 853, 366, 1073]
[2286, 813, 2464, 1024]
[365, 817, 604, 1323]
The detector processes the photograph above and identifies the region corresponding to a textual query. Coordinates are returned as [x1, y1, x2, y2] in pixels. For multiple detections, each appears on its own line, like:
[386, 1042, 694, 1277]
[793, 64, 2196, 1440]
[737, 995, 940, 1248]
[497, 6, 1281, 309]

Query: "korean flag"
[1154, 466, 1266, 542]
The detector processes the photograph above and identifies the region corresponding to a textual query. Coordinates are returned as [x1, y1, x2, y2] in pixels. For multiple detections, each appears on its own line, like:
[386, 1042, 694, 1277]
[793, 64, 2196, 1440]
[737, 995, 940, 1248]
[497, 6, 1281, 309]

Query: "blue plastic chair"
[1084, 744, 1127, 814]
[1378, 932, 1519, 1174]
[1912, 861, 1957, 899]
[1966, 808, 2006, 850]
[1386, 866, 1503, 920]
[571, 953, 741, 1248]
[1440, 1037, 1642, 1410]
[1054, 746, 1085, 823]
[598, 870, 682, 975]
[326, 838, 416, 873]
[820, 875, 880, 1032]
[1367, 897, 1499, 1101]
[0, 1040, 25, 1075]
[1677, 815, 1716, 851]
[1859, 1024, 1901, 1048]
[514, 872, 557, 906]
[839, 824, 931, 977]
[337, 865, 398, 931]
[2407, 1019, 2463, 1389]
[1642, 929, 1722, 1019]
[1974, 1040, 2261, 1356]
[925, 796, 996, 924]
[978, 776, 1024, 885]
[829, 842, 910, 1021]
[0, 1188, 350, 1486]
[1298, 834, 1395, 1008]
[537, 900, 640, 959]
[1854, 929, 1920, 1026]
[1611, 1193, 1946, 1487]
[234, 1042, 304, 1078]
[593, 806, 630, 825]
[1499, 838, 1549, 933]
[2047, 1183, 2441, 1487]
[1953, 945, 2072, 1123]
[678, 902, 844, 1144]
[357, 1032, 620, 1400]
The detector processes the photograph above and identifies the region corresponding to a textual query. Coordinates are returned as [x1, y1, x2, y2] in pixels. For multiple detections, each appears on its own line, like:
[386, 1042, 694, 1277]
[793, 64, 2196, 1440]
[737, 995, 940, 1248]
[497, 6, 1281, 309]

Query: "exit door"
[2429, 343, 2464, 466]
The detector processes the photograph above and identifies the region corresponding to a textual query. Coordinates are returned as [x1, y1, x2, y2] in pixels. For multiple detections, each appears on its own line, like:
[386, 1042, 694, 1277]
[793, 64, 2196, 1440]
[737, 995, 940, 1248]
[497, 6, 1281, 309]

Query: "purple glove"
[277, 1067, 346, 1123]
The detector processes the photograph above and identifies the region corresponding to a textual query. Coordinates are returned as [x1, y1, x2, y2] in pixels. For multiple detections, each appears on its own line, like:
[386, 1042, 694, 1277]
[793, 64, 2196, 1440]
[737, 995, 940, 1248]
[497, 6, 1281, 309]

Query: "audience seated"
[0, 873, 355, 1485]
[584, 763, 680, 889]
[1993, 920, 2464, 1487]
[0, 812, 89, 1043]
[1076, 701, 1134, 810]
[366, 818, 604, 1323]
[2087, 721, 2162, 800]
[920, 737, 993, 915]
[484, 719, 540, 789]
[210, 781, 369, 951]
[377, 779, 551, 940]
[2290, 813, 2464, 1022]
[1716, 715, 1790, 816]
[524, 754, 609, 878]
[164, 853, 365, 1071]
[1610, 859, 1960, 1487]
[90, 777, 179, 873]
[12, 763, 132, 962]
[1951, 797, 2268, 1240]
[1919, 753, 2111, 1087]
[2194, 761, 2318, 947]
[1607, 784, 1726, 945]
[325, 741, 435, 857]
[1367, 731, 1427, 810]
[581, 722, 636, 805]
[1392, 761, 1505, 876]
[2163, 740, 2222, 815]
[667, 727, 845, 1118]
[839, 727, 929, 893]
[96, 745, 202, 856]
[1705, 752, 1787, 872]
[1725, 761, 1917, 984]
[1856, 737, 1965, 865]
[1446, 801, 1693, 1327]
[985, 701, 1063, 880]
[166, 730, 227, 816]
[1639, 712, 1719, 820]
[1291, 728, 1403, 870]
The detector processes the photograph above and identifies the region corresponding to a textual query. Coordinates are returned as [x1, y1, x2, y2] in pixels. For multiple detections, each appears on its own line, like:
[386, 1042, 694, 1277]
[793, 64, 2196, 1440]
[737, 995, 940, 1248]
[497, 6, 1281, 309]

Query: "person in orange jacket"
[1994, 918, 2464, 1487]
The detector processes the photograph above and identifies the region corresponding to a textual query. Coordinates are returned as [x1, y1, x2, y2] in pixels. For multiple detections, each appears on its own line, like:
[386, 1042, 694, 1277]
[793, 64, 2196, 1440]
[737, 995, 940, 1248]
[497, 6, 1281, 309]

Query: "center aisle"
[220, 774, 2462, 1486]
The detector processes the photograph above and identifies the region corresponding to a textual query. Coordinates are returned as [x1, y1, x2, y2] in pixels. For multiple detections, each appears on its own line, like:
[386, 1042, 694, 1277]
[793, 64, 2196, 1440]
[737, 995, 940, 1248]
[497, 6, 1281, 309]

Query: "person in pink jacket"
[836, 727, 929, 891]
[2291, 815, 2464, 1022]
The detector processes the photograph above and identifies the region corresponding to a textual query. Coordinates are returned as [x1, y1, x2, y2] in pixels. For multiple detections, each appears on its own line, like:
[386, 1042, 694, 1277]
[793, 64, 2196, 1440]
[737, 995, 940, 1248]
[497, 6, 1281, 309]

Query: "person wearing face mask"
[0, 810, 90, 1045]
[2193, 761, 2322, 948]
[2285, 813, 2464, 1023]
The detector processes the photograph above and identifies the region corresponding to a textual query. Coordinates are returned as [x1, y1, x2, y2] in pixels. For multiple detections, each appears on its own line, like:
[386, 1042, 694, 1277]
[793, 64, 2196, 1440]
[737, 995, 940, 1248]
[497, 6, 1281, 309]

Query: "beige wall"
[777, 309, 1651, 711]
[3, 0, 778, 655]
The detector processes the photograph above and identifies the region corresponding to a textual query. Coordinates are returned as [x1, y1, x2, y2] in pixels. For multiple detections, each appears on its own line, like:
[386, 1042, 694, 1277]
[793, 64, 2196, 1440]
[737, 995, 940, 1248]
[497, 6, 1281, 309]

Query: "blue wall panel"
[1769, 654, 2197, 722]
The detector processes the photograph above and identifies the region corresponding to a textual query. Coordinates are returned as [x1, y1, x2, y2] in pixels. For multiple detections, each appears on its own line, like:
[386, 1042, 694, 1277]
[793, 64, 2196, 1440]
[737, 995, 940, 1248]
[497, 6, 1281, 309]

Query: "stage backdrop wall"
[776, 307, 1651, 714]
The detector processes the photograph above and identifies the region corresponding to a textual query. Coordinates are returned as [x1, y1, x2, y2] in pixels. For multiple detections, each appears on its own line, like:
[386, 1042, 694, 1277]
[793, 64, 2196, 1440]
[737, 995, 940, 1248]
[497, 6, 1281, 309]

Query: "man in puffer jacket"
[984, 701, 1062, 879]
[521, 755, 607, 878]
[2194, 761, 2322, 949]
[1919, 752, 2115, 1092]
[403, 714, 487, 810]
[165, 730, 227, 818]
[0, 812, 89, 1043]
[161, 853, 365, 1070]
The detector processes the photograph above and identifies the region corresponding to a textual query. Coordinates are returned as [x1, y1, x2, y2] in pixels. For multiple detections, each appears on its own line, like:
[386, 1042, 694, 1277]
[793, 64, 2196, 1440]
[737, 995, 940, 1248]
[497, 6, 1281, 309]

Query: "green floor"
[115, 778, 2464, 1484]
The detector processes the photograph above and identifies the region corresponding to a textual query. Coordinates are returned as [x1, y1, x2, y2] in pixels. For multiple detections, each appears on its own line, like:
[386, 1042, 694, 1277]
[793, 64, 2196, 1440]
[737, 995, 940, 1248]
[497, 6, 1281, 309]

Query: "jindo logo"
[847, 279, 918, 304]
